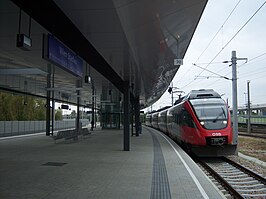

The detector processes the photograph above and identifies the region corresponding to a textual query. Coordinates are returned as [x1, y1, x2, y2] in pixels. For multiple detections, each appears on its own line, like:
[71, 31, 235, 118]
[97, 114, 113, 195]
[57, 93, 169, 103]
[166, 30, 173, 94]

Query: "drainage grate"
[42, 162, 67, 166]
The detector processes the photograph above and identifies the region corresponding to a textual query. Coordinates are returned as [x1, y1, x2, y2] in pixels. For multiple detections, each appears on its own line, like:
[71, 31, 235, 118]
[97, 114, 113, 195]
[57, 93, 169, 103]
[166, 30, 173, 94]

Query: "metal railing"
[0, 119, 89, 137]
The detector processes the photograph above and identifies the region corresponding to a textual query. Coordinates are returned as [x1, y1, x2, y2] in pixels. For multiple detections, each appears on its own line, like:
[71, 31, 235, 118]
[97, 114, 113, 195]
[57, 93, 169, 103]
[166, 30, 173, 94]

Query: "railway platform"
[0, 126, 225, 199]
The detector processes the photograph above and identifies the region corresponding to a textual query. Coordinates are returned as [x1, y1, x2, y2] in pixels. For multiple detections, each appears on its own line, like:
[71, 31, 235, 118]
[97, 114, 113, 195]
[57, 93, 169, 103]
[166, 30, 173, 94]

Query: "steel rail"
[196, 156, 266, 199]
[222, 157, 266, 184]
[195, 157, 244, 199]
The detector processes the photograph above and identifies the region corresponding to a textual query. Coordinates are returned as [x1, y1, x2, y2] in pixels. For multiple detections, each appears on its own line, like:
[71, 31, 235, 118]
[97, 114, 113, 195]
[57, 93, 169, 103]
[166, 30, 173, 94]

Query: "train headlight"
[200, 121, 205, 126]
[223, 120, 227, 124]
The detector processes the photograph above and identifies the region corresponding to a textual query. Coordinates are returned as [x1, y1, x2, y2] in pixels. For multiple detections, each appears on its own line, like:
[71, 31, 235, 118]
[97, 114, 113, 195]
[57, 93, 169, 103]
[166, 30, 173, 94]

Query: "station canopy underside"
[0, 0, 207, 109]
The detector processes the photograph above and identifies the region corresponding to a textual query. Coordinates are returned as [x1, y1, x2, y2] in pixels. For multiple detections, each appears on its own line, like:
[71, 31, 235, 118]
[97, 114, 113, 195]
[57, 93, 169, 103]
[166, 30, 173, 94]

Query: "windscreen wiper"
[213, 107, 226, 123]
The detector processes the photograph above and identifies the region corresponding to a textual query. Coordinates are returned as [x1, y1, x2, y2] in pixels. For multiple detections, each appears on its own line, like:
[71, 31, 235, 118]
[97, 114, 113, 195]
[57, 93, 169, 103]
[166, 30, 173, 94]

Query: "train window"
[173, 113, 180, 124]
[190, 98, 228, 120]
[167, 113, 173, 123]
[180, 109, 195, 128]
[190, 98, 228, 130]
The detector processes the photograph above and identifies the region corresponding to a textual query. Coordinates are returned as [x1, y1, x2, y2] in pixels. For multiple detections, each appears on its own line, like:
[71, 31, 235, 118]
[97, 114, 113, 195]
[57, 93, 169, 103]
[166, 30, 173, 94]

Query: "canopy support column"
[134, 96, 140, 136]
[123, 81, 130, 151]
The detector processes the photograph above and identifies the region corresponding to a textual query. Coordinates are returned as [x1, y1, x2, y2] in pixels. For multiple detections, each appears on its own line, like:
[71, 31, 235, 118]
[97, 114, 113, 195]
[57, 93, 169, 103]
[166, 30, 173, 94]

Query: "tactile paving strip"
[149, 129, 172, 199]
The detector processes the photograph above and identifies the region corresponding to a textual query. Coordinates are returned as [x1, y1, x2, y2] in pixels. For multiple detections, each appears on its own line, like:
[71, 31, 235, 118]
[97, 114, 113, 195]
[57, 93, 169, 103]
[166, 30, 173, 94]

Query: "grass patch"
[238, 136, 266, 162]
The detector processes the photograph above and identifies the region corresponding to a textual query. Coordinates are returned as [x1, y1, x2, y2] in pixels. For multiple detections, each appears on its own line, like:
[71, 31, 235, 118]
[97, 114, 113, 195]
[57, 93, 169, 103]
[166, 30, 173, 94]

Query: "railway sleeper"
[221, 167, 238, 171]
[222, 163, 234, 167]
[218, 171, 243, 175]
[217, 165, 236, 168]
[213, 181, 223, 187]
[215, 184, 222, 188]
[220, 189, 227, 193]
[236, 187, 266, 193]
[224, 177, 253, 181]
[242, 193, 266, 198]
[222, 174, 249, 178]
[233, 184, 265, 189]
[223, 193, 232, 198]
[217, 169, 240, 173]
[228, 180, 259, 185]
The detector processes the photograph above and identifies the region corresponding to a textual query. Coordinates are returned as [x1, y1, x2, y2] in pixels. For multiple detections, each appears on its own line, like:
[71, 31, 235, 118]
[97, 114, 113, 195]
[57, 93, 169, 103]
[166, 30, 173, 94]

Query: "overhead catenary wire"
[194, 0, 242, 63]
[239, 67, 266, 78]
[192, 63, 231, 80]
[176, 1, 242, 87]
[204, 52, 266, 88]
[181, 1, 266, 90]
[238, 52, 266, 68]
[196, 0, 266, 76]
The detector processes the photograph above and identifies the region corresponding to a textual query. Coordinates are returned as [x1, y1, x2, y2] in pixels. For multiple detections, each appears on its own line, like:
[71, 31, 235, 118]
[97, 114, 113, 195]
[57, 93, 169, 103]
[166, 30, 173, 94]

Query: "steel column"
[123, 81, 130, 151]
[247, 80, 251, 133]
[46, 65, 51, 136]
[134, 96, 140, 136]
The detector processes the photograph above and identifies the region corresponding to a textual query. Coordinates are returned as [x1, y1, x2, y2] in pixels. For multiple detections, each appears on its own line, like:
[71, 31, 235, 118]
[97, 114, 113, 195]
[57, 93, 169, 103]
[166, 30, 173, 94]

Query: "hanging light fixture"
[85, 63, 91, 84]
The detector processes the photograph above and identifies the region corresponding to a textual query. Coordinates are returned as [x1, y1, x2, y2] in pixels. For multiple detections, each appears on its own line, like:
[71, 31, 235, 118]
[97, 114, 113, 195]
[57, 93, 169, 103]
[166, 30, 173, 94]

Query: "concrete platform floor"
[0, 127, 225, 199]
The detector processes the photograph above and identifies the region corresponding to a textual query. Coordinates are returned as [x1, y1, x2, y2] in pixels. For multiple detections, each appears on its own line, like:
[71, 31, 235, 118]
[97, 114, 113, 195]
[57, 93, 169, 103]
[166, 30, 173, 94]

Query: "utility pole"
[231, 51, 238, 145]
[168, 82, 184, 106]
[223, 51, 247, 145]
[247, 80, 251, 133]
[230, 51, 248, 145]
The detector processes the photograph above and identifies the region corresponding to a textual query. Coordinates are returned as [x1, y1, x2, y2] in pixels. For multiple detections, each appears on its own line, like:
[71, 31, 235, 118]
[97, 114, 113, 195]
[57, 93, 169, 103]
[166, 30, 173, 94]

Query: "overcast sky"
[148, 0, 266, 112]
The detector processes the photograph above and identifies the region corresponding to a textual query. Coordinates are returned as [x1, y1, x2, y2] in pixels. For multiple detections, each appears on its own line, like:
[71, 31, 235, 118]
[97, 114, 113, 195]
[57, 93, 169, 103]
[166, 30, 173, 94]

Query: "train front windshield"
[190, 98, 228, 130]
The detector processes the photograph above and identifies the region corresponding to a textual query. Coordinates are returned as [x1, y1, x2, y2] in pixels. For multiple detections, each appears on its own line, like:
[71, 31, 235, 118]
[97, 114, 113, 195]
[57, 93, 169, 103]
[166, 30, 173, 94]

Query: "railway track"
[195, 156, 266, 198]
[238, 132, 266, 139]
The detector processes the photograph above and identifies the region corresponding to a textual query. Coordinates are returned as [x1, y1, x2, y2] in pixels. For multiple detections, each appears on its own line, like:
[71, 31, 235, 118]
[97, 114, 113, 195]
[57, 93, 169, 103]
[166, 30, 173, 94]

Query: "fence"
[0, 119, 89, 137]
[238, 115, 266, 125]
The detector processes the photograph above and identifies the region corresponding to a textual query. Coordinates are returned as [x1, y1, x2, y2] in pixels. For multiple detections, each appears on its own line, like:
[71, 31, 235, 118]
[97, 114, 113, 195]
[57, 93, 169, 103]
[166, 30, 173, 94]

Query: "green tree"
[0, 92, 46, 121]
[70, 110, 76, 119]
[34, 98, 46, 120]
[0, 92, 17, 120]
[55, 109, 63, 120]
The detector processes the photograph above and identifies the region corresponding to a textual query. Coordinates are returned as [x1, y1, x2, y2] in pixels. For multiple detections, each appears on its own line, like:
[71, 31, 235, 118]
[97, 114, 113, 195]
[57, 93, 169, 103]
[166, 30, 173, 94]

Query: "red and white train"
[146, 89, 237, 156]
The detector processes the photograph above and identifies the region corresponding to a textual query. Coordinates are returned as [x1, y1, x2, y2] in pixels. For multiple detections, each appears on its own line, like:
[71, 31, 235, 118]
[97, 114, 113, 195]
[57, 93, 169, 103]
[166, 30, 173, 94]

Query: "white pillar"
[231, 51, 238, 145]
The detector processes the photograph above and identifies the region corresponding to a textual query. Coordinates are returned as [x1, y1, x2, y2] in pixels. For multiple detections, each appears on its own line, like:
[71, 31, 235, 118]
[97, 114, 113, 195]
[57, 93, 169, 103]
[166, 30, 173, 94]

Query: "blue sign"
[47, 34, 83, 77]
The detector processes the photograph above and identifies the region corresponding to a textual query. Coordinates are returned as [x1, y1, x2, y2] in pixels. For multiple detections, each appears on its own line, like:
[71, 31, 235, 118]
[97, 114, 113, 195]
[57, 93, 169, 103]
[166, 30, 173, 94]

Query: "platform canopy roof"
[0, 0, 207, 109]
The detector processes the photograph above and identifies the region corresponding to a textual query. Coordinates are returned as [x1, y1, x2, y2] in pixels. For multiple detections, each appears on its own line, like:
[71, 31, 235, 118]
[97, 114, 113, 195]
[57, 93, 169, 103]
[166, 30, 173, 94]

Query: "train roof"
[185, 89, 221, 100]
[157, 106, 171, 112]
[146, 106, 171, 114]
